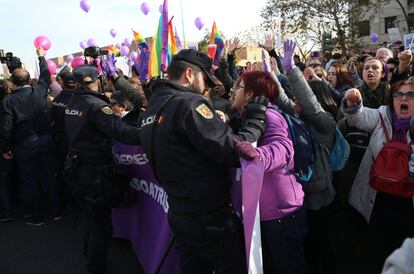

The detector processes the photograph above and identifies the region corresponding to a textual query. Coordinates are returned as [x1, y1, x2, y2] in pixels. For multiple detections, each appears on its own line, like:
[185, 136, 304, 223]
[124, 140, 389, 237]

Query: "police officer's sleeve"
[37, 56, 51, 95]
[183, 100, 240, 166]
[91, 104, 141, 145]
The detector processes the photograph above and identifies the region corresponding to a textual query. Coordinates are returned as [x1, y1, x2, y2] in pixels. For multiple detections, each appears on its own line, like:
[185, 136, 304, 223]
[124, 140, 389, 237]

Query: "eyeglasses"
[392, 91, 414, 99]
[230, 85, 245, 94]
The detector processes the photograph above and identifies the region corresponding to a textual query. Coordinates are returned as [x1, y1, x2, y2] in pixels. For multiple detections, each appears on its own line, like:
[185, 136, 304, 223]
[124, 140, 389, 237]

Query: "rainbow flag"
[149, 0, 179, 77]
[132, 29, 148, 50]
[106, 44, 120, 55]
[209, 21, 224, 66]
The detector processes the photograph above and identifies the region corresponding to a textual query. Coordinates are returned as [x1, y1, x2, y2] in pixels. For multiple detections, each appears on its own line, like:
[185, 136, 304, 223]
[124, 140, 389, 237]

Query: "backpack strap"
[379, 113, 391, 143]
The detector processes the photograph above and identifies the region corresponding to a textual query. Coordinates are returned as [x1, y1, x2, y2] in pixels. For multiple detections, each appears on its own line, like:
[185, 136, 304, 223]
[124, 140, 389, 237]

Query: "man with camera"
[0, 47, 61, 225]
[64, 64, 142, 274]
[140, 49, 267, 274]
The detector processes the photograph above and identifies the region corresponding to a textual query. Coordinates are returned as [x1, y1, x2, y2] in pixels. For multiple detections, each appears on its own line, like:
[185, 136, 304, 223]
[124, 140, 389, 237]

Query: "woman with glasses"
[229, 71, 307, 274]
[342, 79, 414, 274]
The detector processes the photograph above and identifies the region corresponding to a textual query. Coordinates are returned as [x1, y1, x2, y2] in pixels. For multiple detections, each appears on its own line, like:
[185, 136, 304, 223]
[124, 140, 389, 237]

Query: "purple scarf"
[392, 112, 410, 142]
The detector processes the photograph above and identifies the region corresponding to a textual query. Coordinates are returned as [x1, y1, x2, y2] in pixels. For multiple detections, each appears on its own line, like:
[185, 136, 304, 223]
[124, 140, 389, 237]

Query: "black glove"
[242, 96, 268, 133]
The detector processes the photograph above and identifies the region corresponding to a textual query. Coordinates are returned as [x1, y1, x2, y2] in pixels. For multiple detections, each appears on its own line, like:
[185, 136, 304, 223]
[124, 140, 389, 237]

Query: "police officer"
[51, 66, 76, 207]
[64, 65, 141, 274]
[140, 49, 267, 274]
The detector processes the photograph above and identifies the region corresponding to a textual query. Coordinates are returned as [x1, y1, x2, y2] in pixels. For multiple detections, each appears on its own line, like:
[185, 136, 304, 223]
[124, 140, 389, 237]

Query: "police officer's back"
[140, 49, 267, 274]
[64, 65, 141, 274]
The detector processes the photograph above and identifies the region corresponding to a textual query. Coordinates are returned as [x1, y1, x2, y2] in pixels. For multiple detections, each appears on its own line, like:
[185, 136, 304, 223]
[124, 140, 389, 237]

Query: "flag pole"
[180, 0, 186, 48]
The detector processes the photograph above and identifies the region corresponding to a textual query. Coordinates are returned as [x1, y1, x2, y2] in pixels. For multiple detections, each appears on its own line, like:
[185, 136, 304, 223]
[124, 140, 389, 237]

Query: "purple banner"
[111, 142, 180, 274]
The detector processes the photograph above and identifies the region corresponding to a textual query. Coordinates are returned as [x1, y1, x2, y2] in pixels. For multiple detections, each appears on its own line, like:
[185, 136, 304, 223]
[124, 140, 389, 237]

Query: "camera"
[0, 52, 22, 73]
[84, 46, 108, 58]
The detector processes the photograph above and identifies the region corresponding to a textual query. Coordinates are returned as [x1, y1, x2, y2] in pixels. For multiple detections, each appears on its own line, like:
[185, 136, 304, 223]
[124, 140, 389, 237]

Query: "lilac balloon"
[80, 41, 87, 49]
[130, 51, 138, 61]
[194, 17, 204, 30]
[110, 29, 118, 38]
[87, 38, 97, 47]
[159, 4, 163, 13]
[66, 54, 74, 62]
[140, 2, 151, 15]
[370, 33, 379, 42]
[120, 45, 130, 56]
[80, 0, 91, 13]
[123, 38, 131, 47]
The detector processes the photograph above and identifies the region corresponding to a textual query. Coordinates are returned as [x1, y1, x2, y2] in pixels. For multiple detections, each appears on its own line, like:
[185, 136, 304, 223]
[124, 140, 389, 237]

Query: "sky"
[0, 0, 267, 74]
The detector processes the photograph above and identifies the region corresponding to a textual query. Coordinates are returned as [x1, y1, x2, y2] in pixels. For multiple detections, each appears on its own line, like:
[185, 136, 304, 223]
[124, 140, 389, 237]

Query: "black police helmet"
[171, 49, 216, 88]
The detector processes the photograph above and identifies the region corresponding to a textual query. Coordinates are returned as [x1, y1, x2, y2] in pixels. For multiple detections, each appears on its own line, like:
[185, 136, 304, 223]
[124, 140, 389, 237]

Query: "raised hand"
[36, 46, 46, 57]
[270, 57, 280, 75]
[280, 39, 297, 72]
[135, 48, 150, 82]
[259, 34, 274, 51]
[344, 88, 362, 107]
[226, 37, 240, 55]
[101, 53, 117, 77]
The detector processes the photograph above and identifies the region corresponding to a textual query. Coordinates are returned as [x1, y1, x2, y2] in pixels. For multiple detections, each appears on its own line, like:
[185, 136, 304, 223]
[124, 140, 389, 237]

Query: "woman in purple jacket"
[230, 71, 307, 274]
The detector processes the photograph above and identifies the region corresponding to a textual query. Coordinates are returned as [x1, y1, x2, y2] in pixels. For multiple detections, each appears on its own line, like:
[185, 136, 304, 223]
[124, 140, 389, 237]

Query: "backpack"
[330, 127, 350, 171]
[369, 114, 414, 198]
[274, 107, 316, 184]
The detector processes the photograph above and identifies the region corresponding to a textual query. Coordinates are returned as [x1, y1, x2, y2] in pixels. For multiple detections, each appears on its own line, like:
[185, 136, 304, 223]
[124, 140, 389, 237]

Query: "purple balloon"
[194, 17, 204, 30]
[370, 33, 379, 42]
[130, 51, 138, 61]
[120, 45, 130, 56]
[159, 4, 163, 13]
[110, 28, 118, 38]
[66, 54, 74, 62]
[80, 41, 86, 49]
[123, 38, 131, 47]
[140, 2, 151, 15]
[87, 38, 97, 47]
[80, 0, 90, 13]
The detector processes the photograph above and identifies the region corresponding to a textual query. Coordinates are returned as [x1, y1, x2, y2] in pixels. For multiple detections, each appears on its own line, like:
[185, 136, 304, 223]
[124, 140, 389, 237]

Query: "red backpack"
[369, 114, 414, 198]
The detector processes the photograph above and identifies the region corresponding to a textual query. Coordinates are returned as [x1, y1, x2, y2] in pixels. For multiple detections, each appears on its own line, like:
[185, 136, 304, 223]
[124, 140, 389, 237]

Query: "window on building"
[358, 20, 370, 37]
[409, 13, 414, 31]
[385, 16, 398, 33]
[409, 0, 414, 6]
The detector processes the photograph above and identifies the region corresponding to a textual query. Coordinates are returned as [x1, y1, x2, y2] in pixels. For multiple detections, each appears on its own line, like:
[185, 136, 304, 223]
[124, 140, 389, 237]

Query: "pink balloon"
[33, 36, 52, 51]
[194, 17, 204, 30]
[80, 41, 87, 49]
[110, 28, 118, 38]
[120, 46, 130, 56]
[46, 60, 57, 75]
[80, 0, 90, 13]
[87, 38, 97, 47]
[66, 54, 74, 62]
[140, 2, 151, 15]
[123, 38, 131, 47]
[71, 56, 85, 69]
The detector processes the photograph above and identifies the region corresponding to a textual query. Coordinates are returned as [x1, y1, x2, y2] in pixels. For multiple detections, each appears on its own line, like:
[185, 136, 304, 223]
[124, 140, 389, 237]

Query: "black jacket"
[0, 57, 51, 152]
[51, 89, 74, 139]
[140, 79, 262, 214]
[65, 88, 141, 165]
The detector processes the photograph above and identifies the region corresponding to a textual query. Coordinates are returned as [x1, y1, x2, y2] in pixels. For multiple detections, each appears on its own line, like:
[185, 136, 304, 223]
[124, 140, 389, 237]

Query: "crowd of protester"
[1, 36, 414, 274]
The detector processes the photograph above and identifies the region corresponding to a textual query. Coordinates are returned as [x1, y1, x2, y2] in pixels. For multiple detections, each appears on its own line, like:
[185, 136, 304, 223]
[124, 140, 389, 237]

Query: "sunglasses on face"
[392, 91, 414, 99]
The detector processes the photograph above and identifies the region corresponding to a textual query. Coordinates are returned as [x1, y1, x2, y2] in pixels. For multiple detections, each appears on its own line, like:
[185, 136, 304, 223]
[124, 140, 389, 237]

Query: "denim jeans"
[14, 134, 61, 219]
[0, 155, 13, 213]
[261, 207, 308, 274]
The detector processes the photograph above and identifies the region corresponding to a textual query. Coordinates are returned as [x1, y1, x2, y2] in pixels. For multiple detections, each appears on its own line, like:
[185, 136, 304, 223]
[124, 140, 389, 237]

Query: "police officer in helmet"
[140, 49, 267, 274]
[65, 65, 141, 274]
